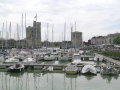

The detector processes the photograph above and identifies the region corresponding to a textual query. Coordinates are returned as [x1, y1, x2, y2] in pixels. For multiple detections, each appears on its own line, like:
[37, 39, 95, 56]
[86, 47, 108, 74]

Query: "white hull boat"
[65, 65, 78, 75]
[23, 57, 36, 63]
[100, 64, 119, 75]
[7, 63, 24, 72]
[58, 51, 69, 61]
[5, 57, 19, 63]
[44, 54, 56, 61]
[71, 53, 81, 65]
[82, 65, 97, 75]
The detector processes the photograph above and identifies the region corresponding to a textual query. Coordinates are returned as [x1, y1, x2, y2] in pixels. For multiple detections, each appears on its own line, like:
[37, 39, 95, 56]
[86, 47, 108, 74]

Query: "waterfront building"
[26, 21, 41, 48]
[71, 31, 83, 48]
[91, 36, 105, 45]
[90, 33, 120, 45]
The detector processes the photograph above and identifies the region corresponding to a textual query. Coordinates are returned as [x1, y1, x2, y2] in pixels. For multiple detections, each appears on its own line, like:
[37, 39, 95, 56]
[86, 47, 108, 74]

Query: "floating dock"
[0, 63, 119, 71]
[96, 53, 120, 66]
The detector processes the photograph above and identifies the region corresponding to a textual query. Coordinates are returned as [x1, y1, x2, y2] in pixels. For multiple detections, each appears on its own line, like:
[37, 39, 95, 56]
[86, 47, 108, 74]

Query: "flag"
[34, 14, 37, 21]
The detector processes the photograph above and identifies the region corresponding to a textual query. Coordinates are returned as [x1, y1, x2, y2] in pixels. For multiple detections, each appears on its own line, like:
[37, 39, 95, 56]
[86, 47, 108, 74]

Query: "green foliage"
[102, 51, 120, 60]
[113, 36, 120, 44]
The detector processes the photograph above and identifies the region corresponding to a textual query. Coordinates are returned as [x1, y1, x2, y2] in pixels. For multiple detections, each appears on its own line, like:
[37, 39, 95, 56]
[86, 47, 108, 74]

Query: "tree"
[113, 36, 120, 44]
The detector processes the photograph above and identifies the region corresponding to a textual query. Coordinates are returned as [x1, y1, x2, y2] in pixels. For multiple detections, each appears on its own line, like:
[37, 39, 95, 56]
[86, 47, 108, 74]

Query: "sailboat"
[59, 23, 69, 61]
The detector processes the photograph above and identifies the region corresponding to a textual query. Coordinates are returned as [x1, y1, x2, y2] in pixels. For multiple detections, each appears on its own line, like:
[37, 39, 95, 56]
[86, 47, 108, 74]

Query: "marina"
[0, 47, 120, 75]
[0, 60, 120, 76]
[0, 50, 120, 73]
[1, 0, 120, 89]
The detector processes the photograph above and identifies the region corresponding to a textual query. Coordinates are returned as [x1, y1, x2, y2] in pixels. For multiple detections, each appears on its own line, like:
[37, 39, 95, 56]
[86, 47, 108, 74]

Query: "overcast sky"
[0, 0, 120, 41]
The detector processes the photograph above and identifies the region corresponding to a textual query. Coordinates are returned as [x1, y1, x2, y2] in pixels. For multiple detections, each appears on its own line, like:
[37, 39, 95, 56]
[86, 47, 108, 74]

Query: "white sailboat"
[58, 51, 69, 61]
[23, 55, 36, 63]
[59, 23, 69, 61]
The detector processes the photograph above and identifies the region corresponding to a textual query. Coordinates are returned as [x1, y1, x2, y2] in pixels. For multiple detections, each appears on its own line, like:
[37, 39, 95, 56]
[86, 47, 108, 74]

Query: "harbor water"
[0, 70, 120, 90]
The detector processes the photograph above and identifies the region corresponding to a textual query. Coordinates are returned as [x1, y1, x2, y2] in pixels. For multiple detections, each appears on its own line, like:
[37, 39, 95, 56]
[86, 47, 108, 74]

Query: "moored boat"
[81, 65, 97, 75]
[23, 57, 36, 63]
[7, 63, 24, 72]
[65, 65, 78, 75]
[44, 54, 56, 61]
[71, 53, 81, 65]
[100, 64, 119, 76]
[58, 52, 69, 61]
[4, 57, 20, 63]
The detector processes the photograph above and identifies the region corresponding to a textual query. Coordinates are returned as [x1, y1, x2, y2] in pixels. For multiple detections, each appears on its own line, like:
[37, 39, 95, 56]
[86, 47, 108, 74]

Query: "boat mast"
[9, 22, 11, 49]
[18, 25, 21, 49]
[62, 32, 63, 48]
[35, 13, 37, 49]
[17, 24, 19, 48]
[5, 21, 8, 49]
[2, 23, 4, 49]
[14, 33, 16, 48]
[64, 22, 66, 51]
[47, 23, 49, 48]
[25, 13, 27, 48]
[75, 21, 76, 52]
[71, 24, 73, 52]
[52, 24, 54, 49]
[45, 31, 47, 47]
[71, 23, 73, 44]
[21, 13, 23, 48]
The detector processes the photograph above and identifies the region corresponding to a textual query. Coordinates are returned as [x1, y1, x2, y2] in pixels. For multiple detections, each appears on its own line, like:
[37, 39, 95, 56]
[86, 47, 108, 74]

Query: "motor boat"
[71, 53, 81, 65]
[58, 52, 69, 61]
[0, 55, 4, 62]
[65, 65, 78, 75]
[4, 57, 20, 63]
[81, 65, 97, 75]
[23, 56, 36, 63]
[44, 54, 56, 61]
[7, 63, 24, 72]
[33, 52, 44, 61]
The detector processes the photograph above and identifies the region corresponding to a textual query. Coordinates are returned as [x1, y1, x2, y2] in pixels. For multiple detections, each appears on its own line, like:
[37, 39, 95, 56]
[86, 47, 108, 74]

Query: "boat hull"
[7, 64, 25, 73]
[66, 71, 77, 75]
[82, 71, 97, 75]
[82, 65, 97, 75]
[7, 68, 24, 73]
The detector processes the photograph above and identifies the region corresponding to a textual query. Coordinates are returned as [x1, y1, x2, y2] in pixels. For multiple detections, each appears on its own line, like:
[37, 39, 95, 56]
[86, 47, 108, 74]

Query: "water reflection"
[66, 74, 77, 78]
[0, 71, 120, 90]
[83, 74, 96, 80]
[6, 72, 24, 77]
[100, 74, 119, 83]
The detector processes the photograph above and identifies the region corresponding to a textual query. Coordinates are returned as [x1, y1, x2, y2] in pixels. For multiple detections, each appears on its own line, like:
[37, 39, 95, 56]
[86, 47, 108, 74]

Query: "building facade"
[71, 31, 83, 48]
[90, 33, 120, 45]
[26, 21, 41, 48]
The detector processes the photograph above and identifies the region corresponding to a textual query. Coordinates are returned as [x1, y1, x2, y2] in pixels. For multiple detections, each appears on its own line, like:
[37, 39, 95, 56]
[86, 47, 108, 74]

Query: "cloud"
[0, 0, 120, 41]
